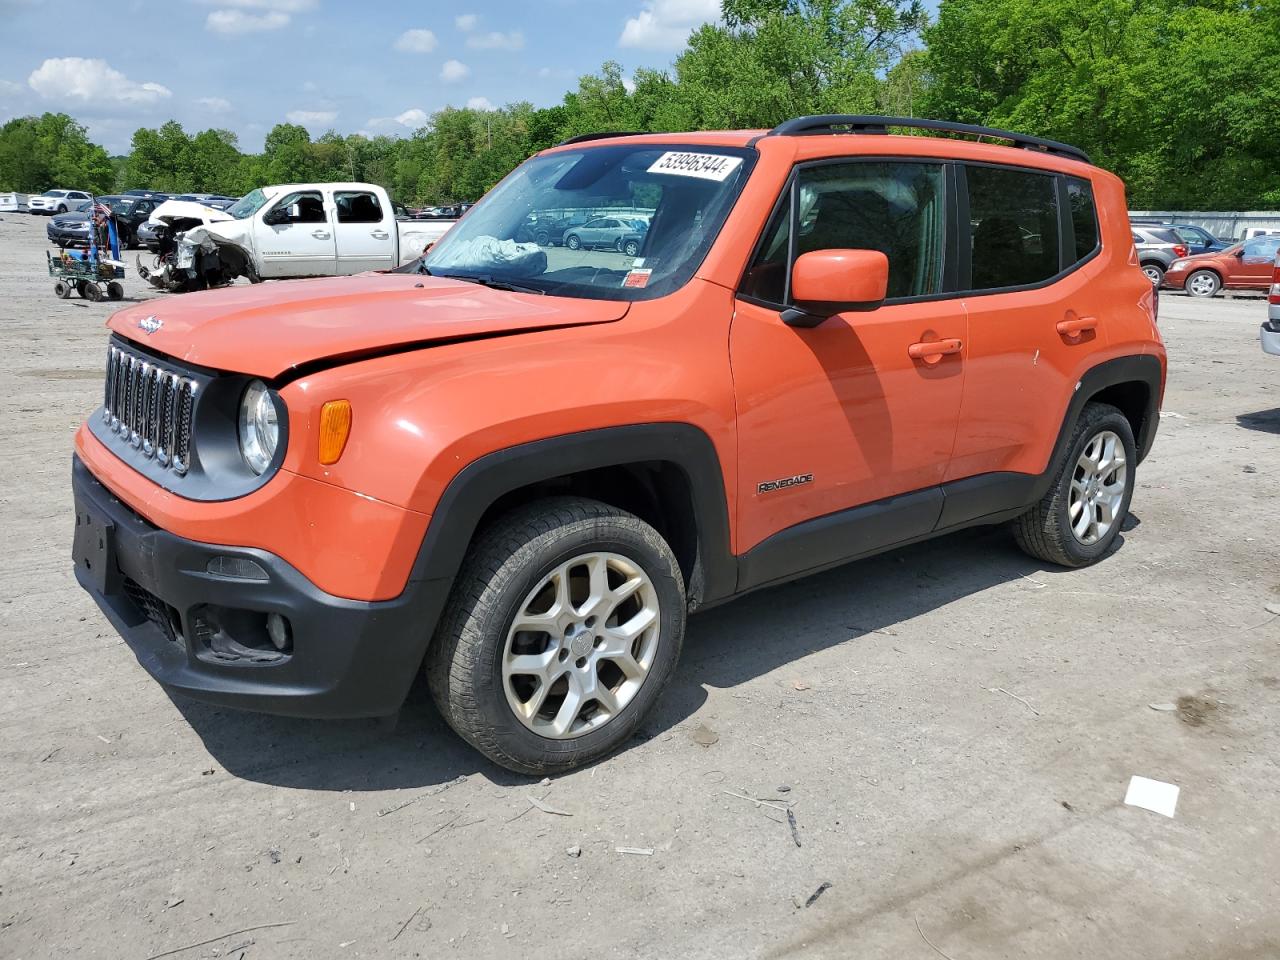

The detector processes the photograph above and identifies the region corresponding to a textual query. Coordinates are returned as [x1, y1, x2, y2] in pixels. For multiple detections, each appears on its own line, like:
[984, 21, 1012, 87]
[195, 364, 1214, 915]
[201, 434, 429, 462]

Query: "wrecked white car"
[173, 182, 454, 291]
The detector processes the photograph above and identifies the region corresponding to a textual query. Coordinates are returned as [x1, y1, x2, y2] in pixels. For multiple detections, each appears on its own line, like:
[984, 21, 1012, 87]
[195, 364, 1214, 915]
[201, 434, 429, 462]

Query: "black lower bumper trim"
[72, 456, 448, 718]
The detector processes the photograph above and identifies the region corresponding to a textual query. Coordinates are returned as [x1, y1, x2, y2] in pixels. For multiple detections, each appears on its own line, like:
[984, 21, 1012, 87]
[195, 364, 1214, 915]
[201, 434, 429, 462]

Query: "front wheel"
[565, 234, 581, 251]
[53, 280, 72, 299]
[1012, 402, 1136, 567]
[1185, 269, 1221, 298]
[106, 281, 124, 300]
[427, 497, 686, 775]
[1141, 262, 1165, 286]
[55, 204, 66, 214]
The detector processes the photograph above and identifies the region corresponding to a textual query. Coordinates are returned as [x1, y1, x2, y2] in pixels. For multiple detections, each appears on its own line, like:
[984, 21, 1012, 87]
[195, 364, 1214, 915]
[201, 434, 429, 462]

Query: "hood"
[148, 199, 235, 226]
[107, 272, 629, 378]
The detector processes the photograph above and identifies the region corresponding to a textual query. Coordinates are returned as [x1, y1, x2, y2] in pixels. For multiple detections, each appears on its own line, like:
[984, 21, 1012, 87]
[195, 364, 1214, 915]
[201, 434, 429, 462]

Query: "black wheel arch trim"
[406, 423, 737, 607]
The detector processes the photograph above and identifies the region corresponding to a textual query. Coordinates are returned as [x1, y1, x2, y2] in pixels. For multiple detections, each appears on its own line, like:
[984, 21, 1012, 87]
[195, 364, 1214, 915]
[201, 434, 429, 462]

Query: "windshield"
[42, 190, 67, 198]
[103, 197, 132, 215]
[421, 144, 754, 301]
[227, 188, 270, 219]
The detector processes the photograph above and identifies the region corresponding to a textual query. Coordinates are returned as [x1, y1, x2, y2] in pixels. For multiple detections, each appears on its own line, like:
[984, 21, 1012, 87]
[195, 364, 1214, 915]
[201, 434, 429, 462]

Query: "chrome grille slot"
[101, 341, 197, 477]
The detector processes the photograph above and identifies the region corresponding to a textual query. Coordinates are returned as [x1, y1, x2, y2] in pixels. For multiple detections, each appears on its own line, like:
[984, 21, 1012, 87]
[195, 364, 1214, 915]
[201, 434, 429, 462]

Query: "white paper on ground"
[1124, 775, 1180, 817]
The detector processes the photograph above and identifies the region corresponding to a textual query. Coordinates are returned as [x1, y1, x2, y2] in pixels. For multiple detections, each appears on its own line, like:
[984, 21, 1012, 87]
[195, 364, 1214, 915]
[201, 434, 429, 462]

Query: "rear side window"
[966, 165, 1061, 290]
[1067, 178, 1099, 262]
[740, 160, 947, 304]
[335, 191, 384, 224]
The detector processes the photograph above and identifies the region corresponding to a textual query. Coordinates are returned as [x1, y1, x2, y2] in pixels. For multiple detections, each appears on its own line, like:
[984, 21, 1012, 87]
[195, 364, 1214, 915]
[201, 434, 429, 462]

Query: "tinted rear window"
[966, 165, 1061, 290]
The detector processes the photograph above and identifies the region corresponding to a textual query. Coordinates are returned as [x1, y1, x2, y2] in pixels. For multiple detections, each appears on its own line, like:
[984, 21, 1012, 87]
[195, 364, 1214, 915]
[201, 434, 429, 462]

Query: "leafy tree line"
[1, 0, 1276, 208]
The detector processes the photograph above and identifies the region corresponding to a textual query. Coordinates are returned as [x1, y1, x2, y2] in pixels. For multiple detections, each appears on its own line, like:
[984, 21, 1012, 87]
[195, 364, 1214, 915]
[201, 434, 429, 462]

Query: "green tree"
[0, 113, 113, 192]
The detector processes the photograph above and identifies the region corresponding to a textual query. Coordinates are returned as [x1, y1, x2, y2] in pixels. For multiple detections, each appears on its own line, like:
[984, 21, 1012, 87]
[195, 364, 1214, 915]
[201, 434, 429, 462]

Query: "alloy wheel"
[1187, 272, 1218, 297]
[502, 552, 660, 739]
[1068, 430, 1127, 545]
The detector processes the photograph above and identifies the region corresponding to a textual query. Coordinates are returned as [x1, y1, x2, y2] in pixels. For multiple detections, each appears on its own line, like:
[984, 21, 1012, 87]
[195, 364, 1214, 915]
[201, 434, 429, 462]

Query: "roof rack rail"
[556, 131, 648, 147]
[766, 115, 1090, 164]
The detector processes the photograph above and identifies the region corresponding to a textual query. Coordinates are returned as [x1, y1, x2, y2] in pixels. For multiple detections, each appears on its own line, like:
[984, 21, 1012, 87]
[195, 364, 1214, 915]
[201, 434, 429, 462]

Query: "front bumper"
[1161, 270, 1188, 290]
[1262, 319, 1280, 357]
[72, 456, 449, 718]
[48, 226, 89, 246]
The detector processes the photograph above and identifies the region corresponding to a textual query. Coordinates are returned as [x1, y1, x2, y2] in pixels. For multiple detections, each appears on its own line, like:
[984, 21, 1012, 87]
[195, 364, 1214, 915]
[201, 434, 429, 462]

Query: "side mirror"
[783, 249, 890, 328]
[262, 207, 283, 226]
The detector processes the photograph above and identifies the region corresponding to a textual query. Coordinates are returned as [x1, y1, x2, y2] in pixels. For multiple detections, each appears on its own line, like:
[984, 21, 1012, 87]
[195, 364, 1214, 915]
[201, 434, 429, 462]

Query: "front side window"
[336, 191, 383, 224]
[966, 165, 1061, 290]
[270, 191, 326, 224]
[421, 144, 753, 301]
[740, 160, 947, 305]
[1066, 178, 1099, 262]
[1242, 236, 1280, 260]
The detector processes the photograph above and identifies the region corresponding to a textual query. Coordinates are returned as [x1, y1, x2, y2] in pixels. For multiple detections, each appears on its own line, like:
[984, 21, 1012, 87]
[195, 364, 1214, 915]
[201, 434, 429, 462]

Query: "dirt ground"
[2, 211, 1278, 960]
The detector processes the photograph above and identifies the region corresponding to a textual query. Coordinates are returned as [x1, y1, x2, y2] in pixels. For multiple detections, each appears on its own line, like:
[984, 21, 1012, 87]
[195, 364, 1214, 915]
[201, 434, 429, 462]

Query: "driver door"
[257, 190, 337, 278]
[731, 158, 966, 563]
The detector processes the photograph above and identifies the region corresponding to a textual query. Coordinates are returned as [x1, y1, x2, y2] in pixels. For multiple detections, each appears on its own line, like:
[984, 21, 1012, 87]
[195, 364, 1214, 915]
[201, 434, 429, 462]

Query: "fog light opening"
[267, 613, 292, 652]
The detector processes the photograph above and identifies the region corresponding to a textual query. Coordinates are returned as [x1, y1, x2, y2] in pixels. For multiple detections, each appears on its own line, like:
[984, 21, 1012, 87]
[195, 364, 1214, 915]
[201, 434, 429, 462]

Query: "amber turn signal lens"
[318, 400, 352, 465]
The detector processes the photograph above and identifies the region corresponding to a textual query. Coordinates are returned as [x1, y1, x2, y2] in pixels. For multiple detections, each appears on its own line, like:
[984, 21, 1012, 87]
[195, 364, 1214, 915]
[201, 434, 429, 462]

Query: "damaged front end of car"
[136, 201, 255, 293]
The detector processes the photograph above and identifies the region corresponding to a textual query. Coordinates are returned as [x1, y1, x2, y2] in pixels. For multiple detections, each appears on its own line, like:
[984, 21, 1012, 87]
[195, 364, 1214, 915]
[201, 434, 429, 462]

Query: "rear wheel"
[623, 240, 640, 257]
[427, 497, 686, 774]
[106, 281, 124, 300]
[1013, 402, 1136, 567]
[83, 283, 103, 302]
[1185, 269, 1221, 298]
[1141, 262, 1165, 286]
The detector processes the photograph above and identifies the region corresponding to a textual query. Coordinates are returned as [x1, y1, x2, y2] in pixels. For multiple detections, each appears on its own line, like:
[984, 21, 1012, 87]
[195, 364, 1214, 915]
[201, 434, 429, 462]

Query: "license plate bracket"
[73, 504, 120, 595]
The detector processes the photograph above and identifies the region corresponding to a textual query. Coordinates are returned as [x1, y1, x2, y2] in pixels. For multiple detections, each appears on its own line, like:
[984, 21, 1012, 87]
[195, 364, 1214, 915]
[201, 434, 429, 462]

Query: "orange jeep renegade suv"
[72, 116, 1166, 773]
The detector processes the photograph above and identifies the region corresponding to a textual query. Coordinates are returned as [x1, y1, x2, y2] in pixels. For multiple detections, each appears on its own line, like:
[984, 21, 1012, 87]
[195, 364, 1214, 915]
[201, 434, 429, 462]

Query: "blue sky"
[0, 0, 720, 153]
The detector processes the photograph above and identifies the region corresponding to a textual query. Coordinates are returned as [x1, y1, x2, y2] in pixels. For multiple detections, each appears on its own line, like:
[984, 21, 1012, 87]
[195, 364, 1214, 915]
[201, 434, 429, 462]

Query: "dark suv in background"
[46, 195, 164, 249]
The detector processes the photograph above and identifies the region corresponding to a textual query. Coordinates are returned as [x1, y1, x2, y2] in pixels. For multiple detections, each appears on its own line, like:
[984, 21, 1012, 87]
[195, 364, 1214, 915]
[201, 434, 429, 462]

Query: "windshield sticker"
[647, 152, 743, 182]
[622, 268, 653, 289]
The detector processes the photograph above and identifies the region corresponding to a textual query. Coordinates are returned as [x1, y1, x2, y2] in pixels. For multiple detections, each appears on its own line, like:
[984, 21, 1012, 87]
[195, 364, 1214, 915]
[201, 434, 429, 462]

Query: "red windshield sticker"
[622, 268, 653, 289]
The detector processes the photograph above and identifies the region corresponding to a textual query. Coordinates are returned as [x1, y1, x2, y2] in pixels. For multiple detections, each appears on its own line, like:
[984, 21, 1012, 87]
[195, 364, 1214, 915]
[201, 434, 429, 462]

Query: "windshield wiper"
[437, 273, 546, 295]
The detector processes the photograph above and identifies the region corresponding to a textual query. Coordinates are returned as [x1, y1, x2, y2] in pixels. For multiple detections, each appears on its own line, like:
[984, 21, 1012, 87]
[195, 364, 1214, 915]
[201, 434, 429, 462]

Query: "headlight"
[238, 380, 280, 475]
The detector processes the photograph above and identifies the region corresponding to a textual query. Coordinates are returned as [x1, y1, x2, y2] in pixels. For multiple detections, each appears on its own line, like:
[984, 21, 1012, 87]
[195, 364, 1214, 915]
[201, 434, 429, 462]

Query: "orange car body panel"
[80, 128, 1165, 604]
[74, 424, 429, 601]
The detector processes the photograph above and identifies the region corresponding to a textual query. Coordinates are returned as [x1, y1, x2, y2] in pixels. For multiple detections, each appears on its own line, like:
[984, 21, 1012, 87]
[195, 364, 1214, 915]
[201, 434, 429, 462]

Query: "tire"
[534, 230, 549, 246]
[53, 280, 72, 299]
[1013, 402, 1136, 568]
[56, 204, 66, 214]
[1185, 269, 1221, 298]
[565, 234, 581, 251]
[74, 280, 89, 299]
[106, 281, 124, 300]
[1141, 262, 1165, 286]
[623, 240, 640, 257]
[427, 496, 686, 775]
[83, 283, 103, 302]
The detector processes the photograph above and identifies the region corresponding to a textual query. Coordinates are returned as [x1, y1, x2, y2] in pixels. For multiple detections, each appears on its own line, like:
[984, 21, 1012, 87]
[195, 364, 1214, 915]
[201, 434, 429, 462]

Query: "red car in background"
[1163, 234, 1280, 297]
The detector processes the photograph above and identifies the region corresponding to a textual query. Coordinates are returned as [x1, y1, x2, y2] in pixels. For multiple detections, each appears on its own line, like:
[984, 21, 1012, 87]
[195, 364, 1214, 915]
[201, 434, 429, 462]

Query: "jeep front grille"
[101, 343, 197, 474]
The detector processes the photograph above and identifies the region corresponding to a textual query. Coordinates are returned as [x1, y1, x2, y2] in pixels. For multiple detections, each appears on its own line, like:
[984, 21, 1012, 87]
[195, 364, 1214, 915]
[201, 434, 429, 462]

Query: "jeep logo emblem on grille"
[138, 315, 163, 335]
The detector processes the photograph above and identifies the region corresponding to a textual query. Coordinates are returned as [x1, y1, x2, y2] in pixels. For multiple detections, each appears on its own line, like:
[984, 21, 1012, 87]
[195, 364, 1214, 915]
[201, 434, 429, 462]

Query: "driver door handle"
[312, 229, 331, 239]
[370, 229, 389, 240]
[908, 338, 963, 362]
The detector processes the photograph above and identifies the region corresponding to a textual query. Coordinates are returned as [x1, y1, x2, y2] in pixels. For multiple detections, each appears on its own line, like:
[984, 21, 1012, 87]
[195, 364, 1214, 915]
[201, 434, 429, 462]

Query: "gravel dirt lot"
[2, 211, 1278, 959]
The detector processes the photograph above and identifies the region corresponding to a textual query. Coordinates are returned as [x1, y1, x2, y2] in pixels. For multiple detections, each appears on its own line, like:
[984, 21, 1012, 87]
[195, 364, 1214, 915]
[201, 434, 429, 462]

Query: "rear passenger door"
[946, 166, 1106, 486]
[333, 189, 394, 273]
[731, 158, 967, 558]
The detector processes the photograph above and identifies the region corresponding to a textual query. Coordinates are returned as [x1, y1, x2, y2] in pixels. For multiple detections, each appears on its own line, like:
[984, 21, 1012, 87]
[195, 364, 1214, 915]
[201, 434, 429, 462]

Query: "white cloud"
[440, 59, 470, 83]
[455, 13, 478, 30]
[206, 9, 289, 32]
[467, 30, 524, 50]
[619, 0, 719, 50]
[27, 58, 171, 106]
[0, 78, 23, 97]
[394, 28, 438, 53]
[394, 108, 428, 126]
[466, 96, 494, 111]
[196, 96, 233, 112]
[621, 75, 636, 93]
[286, 109, 337, 125]
[365, 107, 428, 131]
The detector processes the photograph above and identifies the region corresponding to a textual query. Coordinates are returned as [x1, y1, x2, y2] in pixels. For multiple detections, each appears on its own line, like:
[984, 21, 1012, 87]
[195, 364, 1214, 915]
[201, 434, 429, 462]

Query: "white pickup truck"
[179, 182, 454, 285]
